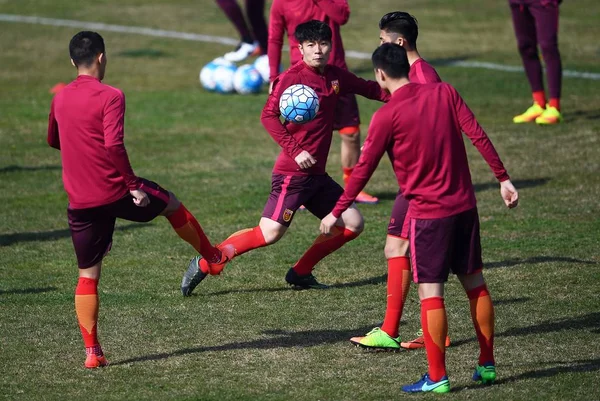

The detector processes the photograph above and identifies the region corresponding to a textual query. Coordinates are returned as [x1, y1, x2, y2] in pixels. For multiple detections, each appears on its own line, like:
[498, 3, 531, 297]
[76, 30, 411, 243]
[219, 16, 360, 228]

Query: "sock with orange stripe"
[549, 98, 560, 110]
[199, 226, 267, 273]
[421, 296, 448, 381]
[532, 90, 547, 108]
[343, 167, 353, 187]
[75, 277, 103, 356]
[167, 204, 220, 263]
[293, 227, 359, 275]
[467, 285, 495, 365]
[381, 256, 411, 338]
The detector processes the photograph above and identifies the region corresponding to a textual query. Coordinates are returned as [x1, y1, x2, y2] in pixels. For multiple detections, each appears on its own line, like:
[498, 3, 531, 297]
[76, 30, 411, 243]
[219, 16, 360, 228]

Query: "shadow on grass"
[112, 325, 374, 366]
[0, 223, 146, 246]
[369, 177, 551, 201]
[0, 286, 57, 295]
[450, 311, 600, 348]
[204, 274, 387, 296]
[486, 256, 597, 269]
[117, 48, 169, 58]
[452, 358, 600, 392]
[565, 109, 600, 122]
[0, 165, 61, 174]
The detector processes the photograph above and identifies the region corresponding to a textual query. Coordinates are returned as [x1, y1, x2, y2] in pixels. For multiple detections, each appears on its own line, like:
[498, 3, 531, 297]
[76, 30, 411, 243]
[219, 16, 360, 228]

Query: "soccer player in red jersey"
[48, 31, 227, 368]
[510, 0, 563, 125]
[181, 20, 388, 295]
[349, 11, 449, 352]
[321, 43, 519, 393]
[267, 0, 378, 204]
[216, 0, 268, 62]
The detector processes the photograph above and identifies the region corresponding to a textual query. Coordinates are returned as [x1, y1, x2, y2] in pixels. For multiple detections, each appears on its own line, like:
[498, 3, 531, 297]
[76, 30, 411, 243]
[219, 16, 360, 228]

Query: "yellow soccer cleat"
[535, 105, 563, 125]
[513, 103, 545, 123]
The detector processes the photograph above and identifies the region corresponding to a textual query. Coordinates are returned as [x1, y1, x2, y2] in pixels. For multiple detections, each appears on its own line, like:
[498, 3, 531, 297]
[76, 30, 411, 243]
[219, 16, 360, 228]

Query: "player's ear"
[397, 37, 404, 47]
[298, 43, 304, 56]
[98, 52, 105, 65]
[70, 58, 76, 67]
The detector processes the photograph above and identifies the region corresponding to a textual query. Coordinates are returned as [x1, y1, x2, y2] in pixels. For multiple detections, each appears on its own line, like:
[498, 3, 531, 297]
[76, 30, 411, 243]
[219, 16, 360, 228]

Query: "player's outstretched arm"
[337, 68, 390, 102]
[313, 0, 350, 25]
[500, 180, 519, 209]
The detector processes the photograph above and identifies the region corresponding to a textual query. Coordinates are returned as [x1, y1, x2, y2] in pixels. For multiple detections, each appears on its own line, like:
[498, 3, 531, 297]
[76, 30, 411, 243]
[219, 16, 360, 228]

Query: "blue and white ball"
[253, 54, 282, 84]
[199, 58, 234, 91]
[233, 64, 263, 94]
[279, 84, 320, 124]
[214, 63, 237, 93]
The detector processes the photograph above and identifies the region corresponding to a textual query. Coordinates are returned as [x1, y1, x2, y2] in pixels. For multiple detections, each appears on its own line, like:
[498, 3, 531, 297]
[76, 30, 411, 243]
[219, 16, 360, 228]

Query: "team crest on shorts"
[331, 80, 340, 94]
[283, 208, 294, 222]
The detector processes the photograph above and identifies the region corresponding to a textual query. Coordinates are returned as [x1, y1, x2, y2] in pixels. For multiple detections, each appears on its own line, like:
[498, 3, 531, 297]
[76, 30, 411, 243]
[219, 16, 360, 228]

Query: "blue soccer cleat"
[401, 373, 450, 393]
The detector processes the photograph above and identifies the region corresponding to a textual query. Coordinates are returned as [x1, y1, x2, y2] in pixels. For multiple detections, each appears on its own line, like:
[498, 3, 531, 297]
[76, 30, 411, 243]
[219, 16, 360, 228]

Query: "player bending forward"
[320, 43, 519, 393]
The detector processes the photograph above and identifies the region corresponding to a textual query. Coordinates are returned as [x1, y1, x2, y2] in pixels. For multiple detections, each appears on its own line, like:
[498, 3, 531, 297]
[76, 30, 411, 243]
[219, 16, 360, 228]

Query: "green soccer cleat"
[285, 268, 329, 290]
[349, 327, 401, 351]
[473, 363, 496, 384]
[513, 103, 545, 123]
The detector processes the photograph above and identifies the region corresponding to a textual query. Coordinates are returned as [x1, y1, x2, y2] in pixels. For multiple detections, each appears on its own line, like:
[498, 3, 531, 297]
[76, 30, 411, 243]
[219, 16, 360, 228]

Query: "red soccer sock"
[421, 296, 448, 382]
[198, 226, 267, 273]
[532, 91, 547, 108]
[167, 204, 220, 263]
[549, 98, 560, 110]
[342, 167, 353, 187]
[467, 285, 495, 365]
[293, 227, 359, 275]
[75, 277, 101, 353]
[381, 257, 411, 338]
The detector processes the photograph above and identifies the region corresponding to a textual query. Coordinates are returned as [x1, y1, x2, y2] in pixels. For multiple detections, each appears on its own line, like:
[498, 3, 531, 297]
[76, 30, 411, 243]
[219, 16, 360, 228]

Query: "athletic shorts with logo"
[409, 207, 483, 283]
[68, 178, 170, 268]
[388, 190, 410, 239]
[262, 173, 344, 226]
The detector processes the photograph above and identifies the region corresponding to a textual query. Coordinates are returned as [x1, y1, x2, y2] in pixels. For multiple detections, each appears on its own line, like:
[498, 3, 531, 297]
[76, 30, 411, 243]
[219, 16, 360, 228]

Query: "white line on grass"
[2, 13, 599, 80]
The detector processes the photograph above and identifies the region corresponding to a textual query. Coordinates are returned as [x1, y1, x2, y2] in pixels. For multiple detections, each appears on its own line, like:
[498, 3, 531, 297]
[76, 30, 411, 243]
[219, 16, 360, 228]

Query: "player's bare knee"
[384, 238, 409, 259]
[258, 218, 287, 244]
[341, 208, 364, 233]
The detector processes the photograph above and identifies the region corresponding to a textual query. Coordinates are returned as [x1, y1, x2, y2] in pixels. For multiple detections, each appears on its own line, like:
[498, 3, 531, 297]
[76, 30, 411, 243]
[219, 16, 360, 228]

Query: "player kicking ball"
[48, 31, 227, 368]
[320, 43, 519, 393]
[181, 20, 389, 295]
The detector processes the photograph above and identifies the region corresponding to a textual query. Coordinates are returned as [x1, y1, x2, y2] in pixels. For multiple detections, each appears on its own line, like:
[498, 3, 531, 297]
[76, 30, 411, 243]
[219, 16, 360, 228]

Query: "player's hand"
[130, 189, 150, 207]
[500, 180, 519, 209]
[320, 213, 339, 235]
[295, 151, 317, 170]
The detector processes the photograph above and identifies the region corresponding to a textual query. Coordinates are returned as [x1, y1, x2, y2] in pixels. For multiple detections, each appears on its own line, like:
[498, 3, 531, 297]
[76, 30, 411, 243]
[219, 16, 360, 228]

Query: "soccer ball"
[214, 64, 238, 93]
[279, 84, 320, 124]
[253, 54, 282, 84]
[199, 58, 234, 91]
[233, 64, 263, 94]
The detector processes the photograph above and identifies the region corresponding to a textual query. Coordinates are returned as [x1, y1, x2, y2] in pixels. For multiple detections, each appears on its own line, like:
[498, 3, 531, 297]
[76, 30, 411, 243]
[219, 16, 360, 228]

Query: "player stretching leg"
[321, 43, 519, 392]
[182, 21, 389, 295]
[48, 31, 226, 368]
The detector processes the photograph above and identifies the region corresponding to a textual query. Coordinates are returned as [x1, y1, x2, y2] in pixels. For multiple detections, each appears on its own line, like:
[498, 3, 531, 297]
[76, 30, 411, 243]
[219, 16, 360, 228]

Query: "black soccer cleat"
[285, 268, 329, 290]
[181, 256, 208, 296]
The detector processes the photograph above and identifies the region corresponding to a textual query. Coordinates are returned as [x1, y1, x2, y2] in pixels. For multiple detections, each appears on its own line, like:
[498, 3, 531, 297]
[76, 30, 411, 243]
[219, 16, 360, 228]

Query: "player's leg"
[530, 0, 563, 124]
[216, 0, 258, 61]
[452, 207, 496, 384]
[244, 0, 268, 56]
[401, 216, 451, 393]
[334, 93, 378, 204]
[510, 2, 547, 123]
[290, 175, 363, 289]
[68, 206, 114, 368]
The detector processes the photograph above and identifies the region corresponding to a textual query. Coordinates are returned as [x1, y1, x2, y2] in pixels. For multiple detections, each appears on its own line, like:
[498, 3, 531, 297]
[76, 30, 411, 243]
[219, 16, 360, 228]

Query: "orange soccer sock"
[532, 91, 547, 108]
[167, 204, 221, 263]
[343, 167, 353, 187]
[381, 256, 411, 338]
[75, 277, 102, 355]
[549, 97, 560, 110]
[421, 296, 448, 382]
[198, 226, 267, 273]
[292, 227, 359, 275]
[467, 285, 495, 365]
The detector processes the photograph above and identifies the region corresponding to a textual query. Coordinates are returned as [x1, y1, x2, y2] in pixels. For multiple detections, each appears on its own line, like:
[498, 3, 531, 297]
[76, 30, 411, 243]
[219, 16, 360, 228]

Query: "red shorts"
[262, 173, 344, 226]
[68, 179, 170, 268]
[333, 93, 360, 131]
[409, 207, 483, 283]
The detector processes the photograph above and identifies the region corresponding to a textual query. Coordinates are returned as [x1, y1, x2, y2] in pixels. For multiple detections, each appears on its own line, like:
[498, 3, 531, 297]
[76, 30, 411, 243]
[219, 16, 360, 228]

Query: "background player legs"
[380, 236, 411, 338]
[417, 283, 448, 383]
[215, 0, 259, 61]
[244, 0, 267, 55]
[339, 128, 378, 204]
[75, 261, 106, 368]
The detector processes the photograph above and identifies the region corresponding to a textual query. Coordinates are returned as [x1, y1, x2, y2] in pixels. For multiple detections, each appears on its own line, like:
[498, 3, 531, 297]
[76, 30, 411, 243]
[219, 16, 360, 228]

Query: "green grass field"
[1, 1, 599, 400]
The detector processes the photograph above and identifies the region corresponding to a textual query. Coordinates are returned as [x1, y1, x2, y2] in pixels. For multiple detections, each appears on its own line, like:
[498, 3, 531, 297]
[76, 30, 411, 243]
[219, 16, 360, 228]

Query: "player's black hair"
[371, 43, 410, 79]
[294, 20, 332, 44]
[378, 11, 419, 47]
[69, 31, 105, 67]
